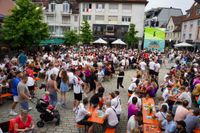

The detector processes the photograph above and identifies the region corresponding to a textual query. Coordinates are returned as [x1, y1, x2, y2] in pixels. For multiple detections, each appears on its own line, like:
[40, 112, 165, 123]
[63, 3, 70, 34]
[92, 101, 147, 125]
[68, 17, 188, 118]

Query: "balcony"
[61, 10, 72, 16]
[45, 11, 56, 15]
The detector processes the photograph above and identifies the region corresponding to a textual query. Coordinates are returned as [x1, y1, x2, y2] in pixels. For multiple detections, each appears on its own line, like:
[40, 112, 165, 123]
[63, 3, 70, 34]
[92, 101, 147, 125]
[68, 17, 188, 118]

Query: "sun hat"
[192, 84, 200, 96]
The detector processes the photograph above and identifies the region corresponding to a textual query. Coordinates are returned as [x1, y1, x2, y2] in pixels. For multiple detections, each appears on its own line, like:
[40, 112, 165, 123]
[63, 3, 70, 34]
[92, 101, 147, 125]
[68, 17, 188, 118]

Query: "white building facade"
[77, 0, 147, 42]
[44, 1, 79, 37]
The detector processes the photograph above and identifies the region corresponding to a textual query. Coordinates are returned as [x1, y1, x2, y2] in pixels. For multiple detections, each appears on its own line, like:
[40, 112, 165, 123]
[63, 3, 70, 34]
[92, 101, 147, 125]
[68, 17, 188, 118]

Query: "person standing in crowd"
[176, 121, 187, 133]
[18, 51, 27, 67]
[149, 59, 155, 76]
[10, 71, 23, 116]
[17, 75, 32, 110]
[60, 70, 69, 107]
[117, 67, 124, 89]
[45, 63, 59, 81]
[46, 74, 60, 107]
[174, 100, 190, 121]
[73, 69, 84, 111]
[139, 59, 147, 79]
[154, 60, 161, 80]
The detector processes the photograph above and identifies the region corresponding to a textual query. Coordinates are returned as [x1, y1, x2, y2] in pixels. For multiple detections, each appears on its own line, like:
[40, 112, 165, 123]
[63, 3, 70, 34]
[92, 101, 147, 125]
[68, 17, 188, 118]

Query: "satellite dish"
[195, 0, 200, 4]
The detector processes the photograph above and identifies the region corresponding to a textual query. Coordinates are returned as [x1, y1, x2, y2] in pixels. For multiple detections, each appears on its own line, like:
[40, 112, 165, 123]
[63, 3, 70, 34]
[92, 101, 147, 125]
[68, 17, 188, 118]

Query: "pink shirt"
[174, 105, 189, 121]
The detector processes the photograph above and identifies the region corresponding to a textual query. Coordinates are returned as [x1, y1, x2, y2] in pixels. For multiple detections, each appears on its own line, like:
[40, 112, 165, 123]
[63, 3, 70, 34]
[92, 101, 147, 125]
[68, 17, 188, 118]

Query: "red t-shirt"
[15, 115, 32, 130]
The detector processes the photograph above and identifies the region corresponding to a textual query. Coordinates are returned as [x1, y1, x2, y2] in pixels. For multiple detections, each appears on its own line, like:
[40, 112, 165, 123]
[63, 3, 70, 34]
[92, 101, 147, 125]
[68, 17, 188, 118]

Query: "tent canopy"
[40, 38, 64, 46]
[111, 39, 126, 45]
[93, 38, 107, 44]
[174, 42, 193, 47]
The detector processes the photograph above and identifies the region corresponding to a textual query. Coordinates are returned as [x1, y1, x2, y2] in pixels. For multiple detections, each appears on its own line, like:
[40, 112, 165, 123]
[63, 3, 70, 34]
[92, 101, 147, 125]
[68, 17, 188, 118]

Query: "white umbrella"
[112, 39, 126, 45]
[174, 42, 193, 47]
[93, 38, 107, 44]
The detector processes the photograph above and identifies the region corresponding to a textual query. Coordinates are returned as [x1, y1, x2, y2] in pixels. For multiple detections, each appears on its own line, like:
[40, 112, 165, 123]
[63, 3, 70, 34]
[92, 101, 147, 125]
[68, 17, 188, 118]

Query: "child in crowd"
[43, 91, 50, 104]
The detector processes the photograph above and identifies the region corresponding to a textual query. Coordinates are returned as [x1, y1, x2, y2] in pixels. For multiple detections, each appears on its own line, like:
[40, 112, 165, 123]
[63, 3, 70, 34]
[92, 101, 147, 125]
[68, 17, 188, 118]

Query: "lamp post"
[169, 38, 172, 49]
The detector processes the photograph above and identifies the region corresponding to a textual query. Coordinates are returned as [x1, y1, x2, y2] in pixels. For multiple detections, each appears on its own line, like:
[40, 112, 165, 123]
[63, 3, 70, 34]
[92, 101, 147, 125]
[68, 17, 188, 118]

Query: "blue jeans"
[50, 92, 57, 106]
[20, 101, 29, 110]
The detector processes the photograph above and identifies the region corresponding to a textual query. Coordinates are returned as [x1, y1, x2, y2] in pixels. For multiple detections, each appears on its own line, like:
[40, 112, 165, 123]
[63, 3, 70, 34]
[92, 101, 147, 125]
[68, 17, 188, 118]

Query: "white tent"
[111, 39, 126, 45]
[93, 38, 107, 44]
[174, 42, 193, 47]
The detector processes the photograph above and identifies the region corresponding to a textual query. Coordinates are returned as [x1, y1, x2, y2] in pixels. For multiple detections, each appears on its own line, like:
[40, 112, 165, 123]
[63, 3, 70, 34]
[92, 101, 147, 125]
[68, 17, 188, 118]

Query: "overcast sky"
[145, 0, 195, 14]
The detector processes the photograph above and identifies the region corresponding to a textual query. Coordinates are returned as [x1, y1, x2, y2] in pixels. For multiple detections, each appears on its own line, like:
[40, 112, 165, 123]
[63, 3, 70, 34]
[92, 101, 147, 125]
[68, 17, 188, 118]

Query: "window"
[74, 16, 78, 22]
[47, 15, 54, 22]
[95, 15, 104, 21]
[74, 27, 78, 32]
[122, 16, 131, 22]
[83, 15, 91, 21]
[109, 4, 118, 10]
[49, 26, 54, 33]
[122, 4, 132, 11]
[189, 34, 192, 39]
[62, 16, 70, 24]
[50, 3, 55, 12]
[83, 3, 92, 12]
[184, 25, 187, 30]
[108, 16, 118, 22]
[190, 24, 193, 29]
[197, 8, 200, 15]
[106, 25, 114, 32]
[96, 3, 105, 10]
[183, 34, 185, 39]
[198, 20, 200, 26]
[63, 2, 70, 12]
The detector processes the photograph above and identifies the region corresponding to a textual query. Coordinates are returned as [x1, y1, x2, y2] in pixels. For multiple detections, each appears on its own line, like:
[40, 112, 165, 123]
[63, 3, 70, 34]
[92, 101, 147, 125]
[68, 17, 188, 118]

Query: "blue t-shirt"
[12, 77, 20, 96]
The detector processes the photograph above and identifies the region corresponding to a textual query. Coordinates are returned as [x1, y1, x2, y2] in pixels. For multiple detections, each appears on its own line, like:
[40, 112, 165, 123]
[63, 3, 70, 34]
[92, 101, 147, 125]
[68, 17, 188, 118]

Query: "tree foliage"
[64, 30, 79, 46]
[80, 20, 93, 44]
[1, 0, 49, 48]
[125, 23, 139, 48]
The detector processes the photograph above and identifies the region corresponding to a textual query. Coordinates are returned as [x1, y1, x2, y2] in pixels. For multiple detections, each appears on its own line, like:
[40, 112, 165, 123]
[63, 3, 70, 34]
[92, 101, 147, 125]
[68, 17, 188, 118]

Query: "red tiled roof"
[0, 0, 15, 16]
[171, 15, 186, 26]
[183, 2, 200, 22]
[76, 0, 148, 4]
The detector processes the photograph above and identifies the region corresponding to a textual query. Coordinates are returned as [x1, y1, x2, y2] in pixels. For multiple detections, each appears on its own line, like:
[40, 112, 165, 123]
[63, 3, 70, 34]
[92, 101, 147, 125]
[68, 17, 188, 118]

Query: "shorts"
[20, 101, 29, 110]
[74, 93, 82, 101]
[128, 90, 133, 94]
[154, 72, 159, 76]
[149, 69, 155, 75]
[13, 96, 19, 102]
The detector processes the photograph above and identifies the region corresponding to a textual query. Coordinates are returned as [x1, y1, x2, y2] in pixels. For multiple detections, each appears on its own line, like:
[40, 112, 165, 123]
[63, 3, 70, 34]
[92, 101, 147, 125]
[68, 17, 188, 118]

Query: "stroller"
[35, 99, 60, 128]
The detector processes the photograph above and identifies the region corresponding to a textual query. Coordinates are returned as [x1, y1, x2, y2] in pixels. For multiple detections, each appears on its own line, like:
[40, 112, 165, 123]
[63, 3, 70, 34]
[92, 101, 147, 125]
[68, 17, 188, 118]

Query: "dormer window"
[196, 8, 200, 15]
[63, 1, 70, 12]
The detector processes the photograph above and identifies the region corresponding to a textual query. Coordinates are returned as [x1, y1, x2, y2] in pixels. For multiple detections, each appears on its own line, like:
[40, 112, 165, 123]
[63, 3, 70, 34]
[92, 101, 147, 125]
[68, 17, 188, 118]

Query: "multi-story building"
[145, 7, 183, 28]
[166, 15, 185, 44]
[181, 2, 200, 45]
[77, 0, 148, 43]
[0, 0, 15, 24]
[43, 0, 79, 37]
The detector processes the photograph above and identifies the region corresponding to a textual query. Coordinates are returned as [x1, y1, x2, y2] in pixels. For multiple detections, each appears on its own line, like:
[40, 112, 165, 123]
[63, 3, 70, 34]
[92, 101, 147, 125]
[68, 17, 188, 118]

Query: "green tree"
[64, 30, 79, 46]
[80, 20, 93, 44]
[125, 23, 139, 48]
[1, 0, 49, 49]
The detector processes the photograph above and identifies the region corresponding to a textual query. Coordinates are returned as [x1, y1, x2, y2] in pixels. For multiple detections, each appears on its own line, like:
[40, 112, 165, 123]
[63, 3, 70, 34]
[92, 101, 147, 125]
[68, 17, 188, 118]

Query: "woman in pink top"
[128, 97, 139, 120]
[14, 110, 35, 133]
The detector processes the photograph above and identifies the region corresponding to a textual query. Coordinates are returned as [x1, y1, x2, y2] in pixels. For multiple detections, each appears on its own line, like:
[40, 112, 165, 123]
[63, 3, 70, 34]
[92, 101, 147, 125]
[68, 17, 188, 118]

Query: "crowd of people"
[0, 45, 200, 133]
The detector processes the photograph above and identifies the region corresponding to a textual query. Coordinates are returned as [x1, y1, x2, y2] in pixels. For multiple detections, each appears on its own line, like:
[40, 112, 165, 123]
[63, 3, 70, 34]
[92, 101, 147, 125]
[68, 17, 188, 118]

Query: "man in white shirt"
[154, 60, 161, 80]
[111, 91, 122, 121]
[128, 82, 137, 94]
[103, 100, 119, 128]
[45, 63, 59, 81]
[178, 86, 192, 108]
[139, 60, 147, 78]
[162, 85, 172, 102]
[75, 98, 94, 133]
[149, 59, 155, 76]
[127, 112, 142, 133]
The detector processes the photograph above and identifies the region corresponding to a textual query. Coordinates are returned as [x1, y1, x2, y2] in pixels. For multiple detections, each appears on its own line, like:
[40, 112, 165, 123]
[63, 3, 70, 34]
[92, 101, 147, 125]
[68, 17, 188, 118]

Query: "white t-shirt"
[127, 115, 138, 133]
[162, 88, 171, 102]
[67, 72, 74, 84]
[128, 82, 137, 91]
[111, 96, 122, 115]
[26, 77, 35, 87]
[120, 59, 126, 66]
[128, 94, 141, 110]
[46, 67, 59, 81]
[178, 92, 192, 108]
[139, 61, 146, 70]
[73, 76, 84, 94]
[155, 111, 167, 121]
[75, 103, 90, 122]
[149, 61, 155, 70]
[154, 63, 160, 72]
[105, 107, 119, 126]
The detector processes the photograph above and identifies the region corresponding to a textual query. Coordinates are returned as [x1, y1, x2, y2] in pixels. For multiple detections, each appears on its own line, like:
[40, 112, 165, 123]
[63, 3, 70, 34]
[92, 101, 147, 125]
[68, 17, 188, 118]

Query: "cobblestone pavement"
[0, 62, 172, 133]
